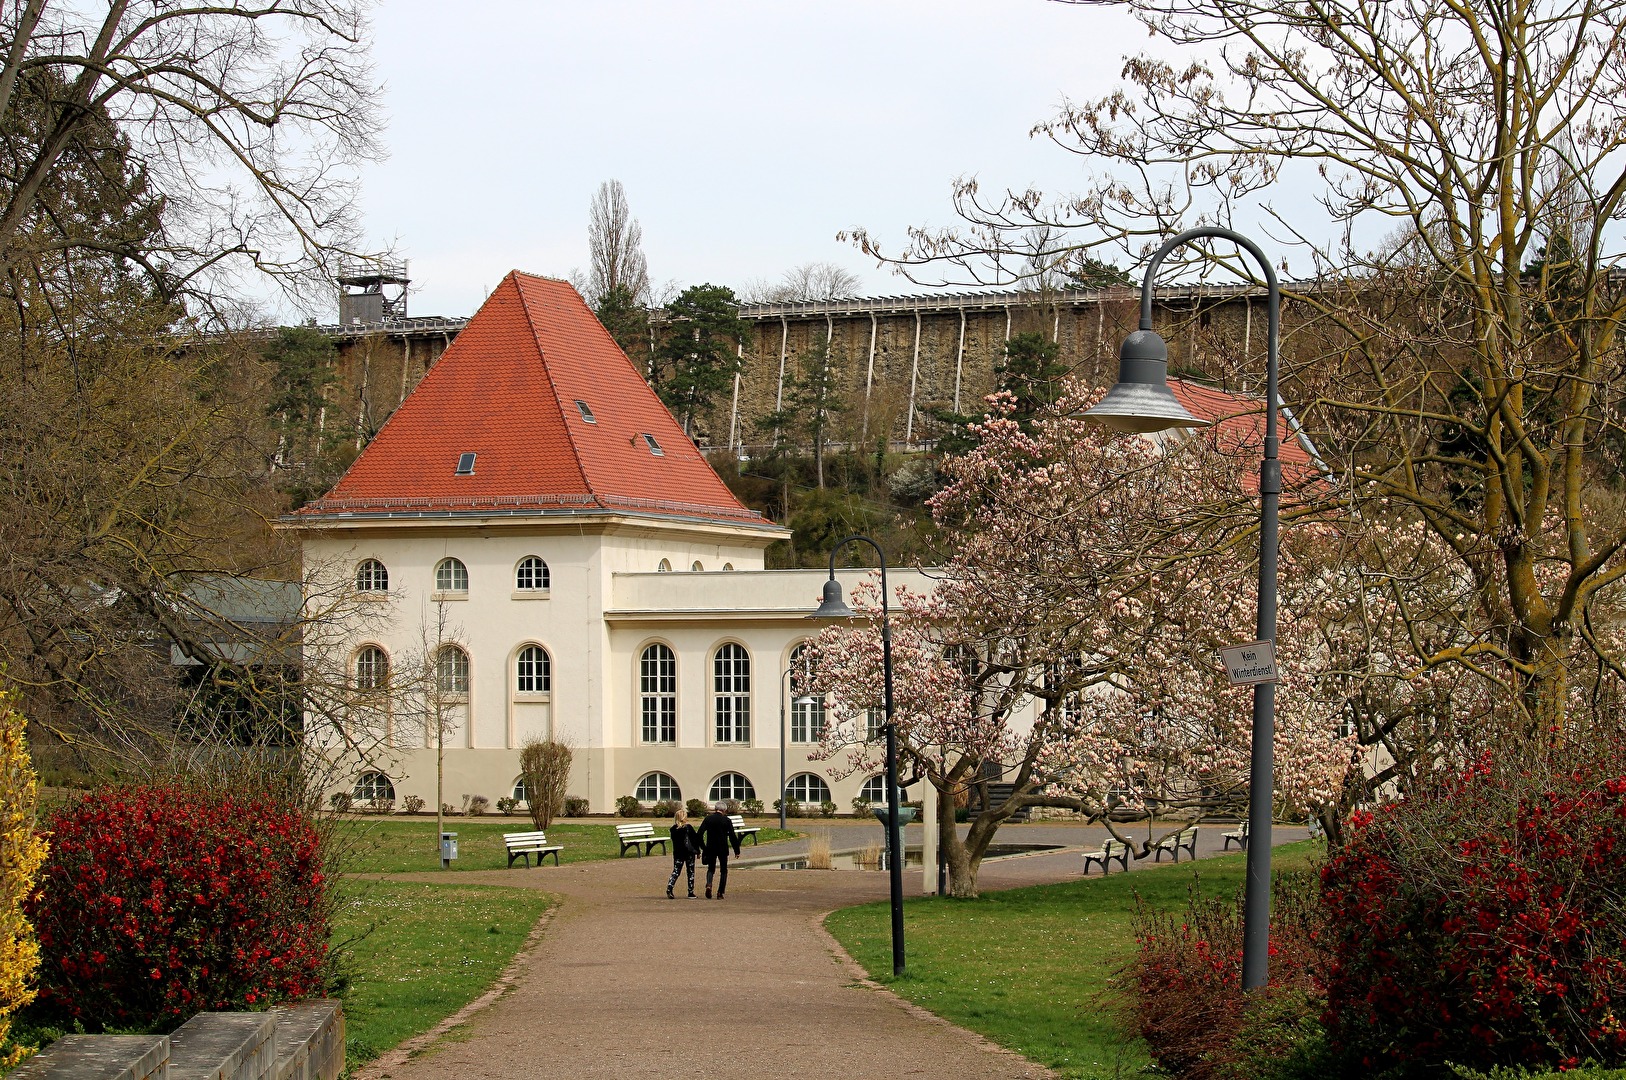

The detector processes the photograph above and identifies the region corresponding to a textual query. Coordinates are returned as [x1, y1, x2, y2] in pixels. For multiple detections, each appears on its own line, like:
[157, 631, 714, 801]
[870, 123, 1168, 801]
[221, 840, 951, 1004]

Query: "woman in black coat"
[697, 802, 741, 899]
[667, 808, 700, 899]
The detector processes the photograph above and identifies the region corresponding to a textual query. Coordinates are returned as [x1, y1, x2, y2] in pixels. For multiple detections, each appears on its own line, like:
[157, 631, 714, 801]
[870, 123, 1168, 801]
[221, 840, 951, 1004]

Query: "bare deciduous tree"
[0, 0, 381, 315]
[741, 261, 863, 303]
[581, 179, 650, 307]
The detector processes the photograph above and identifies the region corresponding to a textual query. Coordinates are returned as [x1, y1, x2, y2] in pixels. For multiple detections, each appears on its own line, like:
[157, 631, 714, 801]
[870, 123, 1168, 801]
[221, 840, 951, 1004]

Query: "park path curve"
[359, 822, 1306, 1080]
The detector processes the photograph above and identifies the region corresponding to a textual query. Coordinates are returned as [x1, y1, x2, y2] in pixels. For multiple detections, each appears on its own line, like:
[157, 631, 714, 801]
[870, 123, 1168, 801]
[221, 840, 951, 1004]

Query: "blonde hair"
[673, 808, 688, 824]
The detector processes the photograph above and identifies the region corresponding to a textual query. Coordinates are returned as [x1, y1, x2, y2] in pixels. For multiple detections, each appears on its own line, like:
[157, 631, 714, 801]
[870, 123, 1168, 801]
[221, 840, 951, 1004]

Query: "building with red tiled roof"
[1168, 377, 1327, 495]
[287, 279, 1328, 816]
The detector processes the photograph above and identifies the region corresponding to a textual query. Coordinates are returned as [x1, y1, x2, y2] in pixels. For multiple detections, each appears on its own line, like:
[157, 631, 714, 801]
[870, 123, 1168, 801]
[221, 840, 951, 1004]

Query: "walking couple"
[666, 802, 741, 900]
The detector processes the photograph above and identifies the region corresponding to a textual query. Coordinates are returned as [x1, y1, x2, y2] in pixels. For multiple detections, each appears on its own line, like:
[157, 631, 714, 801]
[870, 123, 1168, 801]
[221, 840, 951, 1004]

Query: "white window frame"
[640, 643, 677, 744]
[516, 644, 551, 694]
[436, 645, 470, 695]
[353, 771, 394, 802]
[515, 555, 550, 593]
[708, 772, 756, 804]
[354, 645, 389, 692]
[435, 558, 469, 593]
[355, 559, 389, 592]
[713, 643, 751, 744]
[786, 773, 831, 805]
[788, 644, 826, 743]
[635, 772, 682, 803]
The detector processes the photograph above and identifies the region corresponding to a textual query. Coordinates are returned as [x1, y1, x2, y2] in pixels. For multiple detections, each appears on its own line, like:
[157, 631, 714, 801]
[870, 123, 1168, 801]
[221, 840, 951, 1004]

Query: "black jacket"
[669, 822, 700, 860]
[697, 811, 740, 862]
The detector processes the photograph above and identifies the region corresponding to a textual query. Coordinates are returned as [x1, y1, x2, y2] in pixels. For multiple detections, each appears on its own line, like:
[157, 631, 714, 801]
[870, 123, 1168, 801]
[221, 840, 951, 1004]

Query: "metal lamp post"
[780, 665, 817, 832]
[1080, 226, 1281, 991]
[810, 533, 905, 978]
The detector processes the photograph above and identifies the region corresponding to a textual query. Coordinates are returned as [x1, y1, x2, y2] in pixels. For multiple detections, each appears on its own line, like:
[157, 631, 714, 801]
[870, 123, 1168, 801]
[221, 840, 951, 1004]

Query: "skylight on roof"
[642, 434, 664, 456]
[455, 452, 476, 475]
[575, 400, 596, 424]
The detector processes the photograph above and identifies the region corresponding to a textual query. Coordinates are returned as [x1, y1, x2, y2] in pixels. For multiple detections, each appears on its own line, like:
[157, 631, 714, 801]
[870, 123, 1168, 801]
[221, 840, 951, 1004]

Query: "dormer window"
[455, 452, 476, 475]
[576, 400, 596, 424]
[642, 434, 663, 456]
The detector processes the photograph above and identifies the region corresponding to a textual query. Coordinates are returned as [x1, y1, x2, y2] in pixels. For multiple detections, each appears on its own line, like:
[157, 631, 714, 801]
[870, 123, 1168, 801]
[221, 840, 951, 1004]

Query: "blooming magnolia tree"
[806, 386, 1354, 896]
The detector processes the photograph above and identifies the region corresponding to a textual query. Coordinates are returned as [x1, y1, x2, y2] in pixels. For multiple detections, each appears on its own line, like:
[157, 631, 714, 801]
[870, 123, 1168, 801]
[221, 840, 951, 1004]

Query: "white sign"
[1219, 640, 1279, 685]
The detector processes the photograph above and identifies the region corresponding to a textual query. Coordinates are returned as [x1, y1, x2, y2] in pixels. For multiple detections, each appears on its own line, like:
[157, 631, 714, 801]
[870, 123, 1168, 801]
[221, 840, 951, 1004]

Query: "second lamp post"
[811, 533, 905, 978]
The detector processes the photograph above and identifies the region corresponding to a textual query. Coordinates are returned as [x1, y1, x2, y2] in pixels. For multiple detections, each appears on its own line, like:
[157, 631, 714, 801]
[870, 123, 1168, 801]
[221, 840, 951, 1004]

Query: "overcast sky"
[350, 1, 1148, 320]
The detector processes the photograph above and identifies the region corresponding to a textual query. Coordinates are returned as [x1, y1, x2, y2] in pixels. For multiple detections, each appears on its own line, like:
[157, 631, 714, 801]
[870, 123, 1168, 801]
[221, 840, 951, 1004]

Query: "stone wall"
[10, 1001, 343, 1080]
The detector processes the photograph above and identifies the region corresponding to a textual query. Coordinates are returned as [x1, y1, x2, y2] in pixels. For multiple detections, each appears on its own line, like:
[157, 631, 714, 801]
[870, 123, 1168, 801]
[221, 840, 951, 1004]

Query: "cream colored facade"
[303, 508, 935, 813]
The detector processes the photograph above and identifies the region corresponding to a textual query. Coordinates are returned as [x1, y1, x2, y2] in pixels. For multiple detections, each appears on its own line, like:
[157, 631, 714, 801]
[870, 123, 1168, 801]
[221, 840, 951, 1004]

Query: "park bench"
[1153, 825, 1199, 863]
[616, 822, 669, 857]
[1222, 821, 1248, 851]
[1081, 838, 1131, 876]
[728, 814, 760, 845]
[504, 830, 562, 868]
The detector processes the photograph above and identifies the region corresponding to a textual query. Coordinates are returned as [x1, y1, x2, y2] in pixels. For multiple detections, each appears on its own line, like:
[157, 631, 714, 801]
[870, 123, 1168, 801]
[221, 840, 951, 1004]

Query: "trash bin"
[439, 831, 458, 868]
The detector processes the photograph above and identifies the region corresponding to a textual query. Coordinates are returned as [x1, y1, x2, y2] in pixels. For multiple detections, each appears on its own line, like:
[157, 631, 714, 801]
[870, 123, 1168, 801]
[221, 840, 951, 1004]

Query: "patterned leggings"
[667, 855, 695, 895]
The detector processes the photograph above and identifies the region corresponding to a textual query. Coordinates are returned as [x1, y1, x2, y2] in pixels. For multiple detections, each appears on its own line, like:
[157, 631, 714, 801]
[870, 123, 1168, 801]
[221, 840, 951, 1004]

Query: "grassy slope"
[334, 880, 550, 1069]
[824, 841, 1323, 1080]
[341, 819, 798, 873]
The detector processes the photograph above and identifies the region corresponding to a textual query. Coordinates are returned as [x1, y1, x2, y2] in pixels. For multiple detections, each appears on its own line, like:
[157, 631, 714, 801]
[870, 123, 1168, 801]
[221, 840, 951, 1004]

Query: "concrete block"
[167, 1013, 275, 1080]
[7, 1034, 170, 1080]
[270, 1002, 343, 1080]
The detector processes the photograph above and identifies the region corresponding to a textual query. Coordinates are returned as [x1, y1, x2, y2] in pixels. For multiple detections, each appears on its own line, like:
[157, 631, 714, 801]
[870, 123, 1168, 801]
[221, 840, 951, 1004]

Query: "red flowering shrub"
[26, 784, 330, 1029]
[1321, 752, 1626, 1076]
[1125, 871, 1328, 1080]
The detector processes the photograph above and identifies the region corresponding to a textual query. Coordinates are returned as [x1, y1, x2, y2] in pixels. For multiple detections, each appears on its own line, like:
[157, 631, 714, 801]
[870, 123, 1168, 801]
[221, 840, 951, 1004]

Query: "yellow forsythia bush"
[0, 690, 46, 1068]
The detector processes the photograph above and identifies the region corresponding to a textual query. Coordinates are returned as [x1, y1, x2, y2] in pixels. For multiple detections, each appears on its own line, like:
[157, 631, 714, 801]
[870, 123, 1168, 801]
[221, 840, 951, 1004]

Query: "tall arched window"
[788, 643, 826, 743]
[435, 557, 469, 592]
[516, 645, 551, 693]
[713, 643, 750, 744]
[516, 556, 550, 591]
[354, 645, 389, 691]
[860, 775, 889, 804]
[635, 772, 682, 803]
[355, 559, 389, 592]
[709, 773, 755, 803]
[786, 773, 832, 805]
[436, 645, 469, 694]
[640, 643, 677, 744]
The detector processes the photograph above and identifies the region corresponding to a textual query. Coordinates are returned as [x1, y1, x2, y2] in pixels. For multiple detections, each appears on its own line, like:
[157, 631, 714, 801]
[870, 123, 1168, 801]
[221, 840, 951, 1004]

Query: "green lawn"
[824, 841, 1324, 1080]
[334, 879, 551, 1070]
[339, 818, 799, 873]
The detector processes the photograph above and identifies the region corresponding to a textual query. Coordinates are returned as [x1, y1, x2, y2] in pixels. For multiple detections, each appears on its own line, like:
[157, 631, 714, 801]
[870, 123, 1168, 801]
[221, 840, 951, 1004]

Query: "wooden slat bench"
[1222, 821, 1248, 851]
[1154, 825, 1199, 862]
[728, 814, 760, 845]
[504, 830, 562, 868]
[616, 822, 668, 857]
[1081, 838, 1130, 876]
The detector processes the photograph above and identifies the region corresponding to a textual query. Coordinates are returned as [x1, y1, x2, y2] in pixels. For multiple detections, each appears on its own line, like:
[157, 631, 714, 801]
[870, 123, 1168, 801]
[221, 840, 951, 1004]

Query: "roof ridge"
[508, 271, 594, 501]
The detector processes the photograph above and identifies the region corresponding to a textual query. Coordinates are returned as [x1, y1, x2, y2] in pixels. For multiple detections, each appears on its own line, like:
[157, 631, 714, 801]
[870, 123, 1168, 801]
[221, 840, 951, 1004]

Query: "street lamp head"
[809, 575, 855, 619]
[1078, 328, 1208, 434]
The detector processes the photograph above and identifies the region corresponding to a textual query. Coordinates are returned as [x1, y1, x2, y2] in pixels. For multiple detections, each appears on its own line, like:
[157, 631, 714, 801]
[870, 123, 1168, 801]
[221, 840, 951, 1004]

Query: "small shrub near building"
[27, 784, 330, 1030]
[615, 795, 642, 817]
[495, 797, 519, 815]
[402, 795, 425, 814]
[463, 795, 490, 817]
[651, 799, 679, 818]
[563, 795, 590, 817]
[685, 798, 708, 819]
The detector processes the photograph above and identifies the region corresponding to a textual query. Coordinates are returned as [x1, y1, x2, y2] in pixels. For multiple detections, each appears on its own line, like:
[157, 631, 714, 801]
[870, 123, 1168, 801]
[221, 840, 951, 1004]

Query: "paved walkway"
[360, 821, 1308, 1080]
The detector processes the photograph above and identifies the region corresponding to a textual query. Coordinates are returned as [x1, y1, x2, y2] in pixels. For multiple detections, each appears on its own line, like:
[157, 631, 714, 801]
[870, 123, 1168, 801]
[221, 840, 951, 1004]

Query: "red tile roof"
[1168, 378, 1325, 494]
[294, 272, 774, 529]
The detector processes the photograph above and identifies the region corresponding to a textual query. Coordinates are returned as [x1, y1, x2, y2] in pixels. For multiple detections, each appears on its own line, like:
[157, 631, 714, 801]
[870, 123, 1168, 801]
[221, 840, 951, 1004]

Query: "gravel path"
[359, 821, 1308, 1080]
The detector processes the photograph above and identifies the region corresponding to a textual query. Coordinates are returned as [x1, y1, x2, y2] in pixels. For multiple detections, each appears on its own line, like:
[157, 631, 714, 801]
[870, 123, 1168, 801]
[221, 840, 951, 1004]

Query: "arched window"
[516, 645, 551, 693]
[353, 771, 394, 802]
[788, 643, 826, 743]
[709, 773, 755, 803]
[786, 773, 831, 805]
[354, 645, 389, 691]
[713, 643, 750, 744]
[435, 557, 469, 592]
[690, 560, 704, 572]
[355, 559, 389, 592]
[635, 772, 682, 803]
[640, 643, 677, 744]
[516, 556, 550, 591]
[722, 563, 735, 571]
[657, 559, 672, 573]
[512, 777, 529, 804]
[860, 775, 889, 804]
[436, 645, 469, 694]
